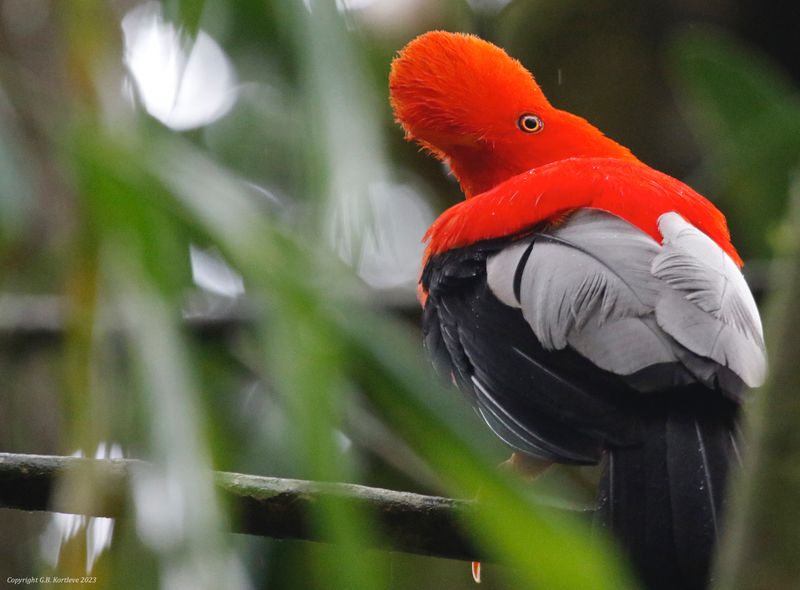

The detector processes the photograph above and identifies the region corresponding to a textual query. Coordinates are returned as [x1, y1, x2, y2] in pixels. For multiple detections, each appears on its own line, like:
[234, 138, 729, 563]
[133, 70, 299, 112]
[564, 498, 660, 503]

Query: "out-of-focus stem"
[714, 186, 800, 590]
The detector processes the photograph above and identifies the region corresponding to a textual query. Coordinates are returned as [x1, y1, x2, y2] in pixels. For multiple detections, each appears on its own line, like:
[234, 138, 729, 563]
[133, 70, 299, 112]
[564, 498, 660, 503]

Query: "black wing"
[421, 237, 638, 465]
[420, 209, 764, 465]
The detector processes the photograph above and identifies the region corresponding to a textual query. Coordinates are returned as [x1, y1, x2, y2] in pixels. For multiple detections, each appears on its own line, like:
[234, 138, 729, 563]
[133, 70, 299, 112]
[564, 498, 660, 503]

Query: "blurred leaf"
[268, 305, 388, 590]
[713, 176, 800, 590]
[163, 0, 206, 38]
[669, 28, 796, 139]
[65, 118, 251, 587]
[3, 1, 658, 587]
[281, 0, 390, 264]
[668, 28, 800, 258]
[0, 89, 34, 245]
[75, 139, 193, 298]
[344, 309, 637, 590]
[139, 130, 637, 590]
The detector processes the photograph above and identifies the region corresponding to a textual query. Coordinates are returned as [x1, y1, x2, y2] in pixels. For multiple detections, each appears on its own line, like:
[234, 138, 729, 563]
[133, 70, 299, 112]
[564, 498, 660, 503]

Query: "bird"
[389, 31, 766, 590]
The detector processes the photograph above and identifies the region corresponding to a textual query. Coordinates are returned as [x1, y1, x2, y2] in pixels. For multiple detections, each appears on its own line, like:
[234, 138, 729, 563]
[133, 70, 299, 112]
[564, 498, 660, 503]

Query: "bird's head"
[390, 31, 638, 197]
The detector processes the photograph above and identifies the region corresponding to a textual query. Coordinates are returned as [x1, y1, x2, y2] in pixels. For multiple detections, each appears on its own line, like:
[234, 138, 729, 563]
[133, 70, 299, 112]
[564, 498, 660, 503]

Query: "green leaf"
[668, 27, 800, 258]
[668, 27, 798, 142]
[162, 0, 205, 38]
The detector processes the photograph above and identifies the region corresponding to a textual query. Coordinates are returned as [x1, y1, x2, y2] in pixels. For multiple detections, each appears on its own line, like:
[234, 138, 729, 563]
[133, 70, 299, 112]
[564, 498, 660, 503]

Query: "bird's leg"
[499, 452, 552, 480]
[471, 453, 552, 583]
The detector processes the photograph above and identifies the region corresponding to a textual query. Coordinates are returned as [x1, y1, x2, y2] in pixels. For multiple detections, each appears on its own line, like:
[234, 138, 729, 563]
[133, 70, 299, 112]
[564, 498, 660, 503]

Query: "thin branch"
[0, 291, 420, 342]
[0, 452, 483, 561]
[0, 268, 774, 342]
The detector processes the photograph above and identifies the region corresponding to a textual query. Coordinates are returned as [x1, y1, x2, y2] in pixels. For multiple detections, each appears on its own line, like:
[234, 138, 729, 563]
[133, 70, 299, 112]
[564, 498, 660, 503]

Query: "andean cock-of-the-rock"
[389, 30, 766, 590]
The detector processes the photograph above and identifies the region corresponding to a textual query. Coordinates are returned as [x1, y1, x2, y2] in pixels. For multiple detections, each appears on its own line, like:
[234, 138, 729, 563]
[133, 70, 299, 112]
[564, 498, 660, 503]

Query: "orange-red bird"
[390, 31, 766, 590]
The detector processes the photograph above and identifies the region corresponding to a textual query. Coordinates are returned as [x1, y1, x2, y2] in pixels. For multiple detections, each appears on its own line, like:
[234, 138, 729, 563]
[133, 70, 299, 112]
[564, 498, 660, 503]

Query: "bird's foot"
[499, 452, 552, 480]
[471, 560, 481, 583]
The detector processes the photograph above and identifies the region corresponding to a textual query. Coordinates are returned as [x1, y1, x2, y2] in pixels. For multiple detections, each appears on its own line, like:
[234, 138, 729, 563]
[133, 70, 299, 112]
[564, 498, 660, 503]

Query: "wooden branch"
[0, 452, 481, 561]
[0, 294, 252, 341]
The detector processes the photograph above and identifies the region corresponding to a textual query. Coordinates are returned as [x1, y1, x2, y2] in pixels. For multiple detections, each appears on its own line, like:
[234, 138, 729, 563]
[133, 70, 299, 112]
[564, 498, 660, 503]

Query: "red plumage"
[389, 31, 739, 268]
[423, 157, 740, 266]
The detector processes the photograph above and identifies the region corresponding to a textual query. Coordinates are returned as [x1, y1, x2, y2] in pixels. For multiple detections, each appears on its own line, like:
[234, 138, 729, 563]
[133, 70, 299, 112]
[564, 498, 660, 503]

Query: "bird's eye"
[518, 114, 544, 134]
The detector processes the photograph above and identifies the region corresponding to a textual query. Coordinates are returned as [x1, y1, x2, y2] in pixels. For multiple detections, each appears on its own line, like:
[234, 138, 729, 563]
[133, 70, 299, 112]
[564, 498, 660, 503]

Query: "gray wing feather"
[567, 316, 695, 387]
[495, 211, 685, 377]
[485, 239, 530, 309]
[653, 213, 766, 387]
[486, 209, 766, 393]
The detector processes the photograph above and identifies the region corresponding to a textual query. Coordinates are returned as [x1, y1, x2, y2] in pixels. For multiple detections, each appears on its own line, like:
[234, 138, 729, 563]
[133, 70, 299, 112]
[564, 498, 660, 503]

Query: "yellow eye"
[518, 114, 544, 134]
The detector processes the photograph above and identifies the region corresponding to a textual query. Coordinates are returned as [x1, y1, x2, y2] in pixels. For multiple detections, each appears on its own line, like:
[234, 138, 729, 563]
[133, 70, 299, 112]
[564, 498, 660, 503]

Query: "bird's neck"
[447, 152, 524, 198]
[449, 112, 639, 198]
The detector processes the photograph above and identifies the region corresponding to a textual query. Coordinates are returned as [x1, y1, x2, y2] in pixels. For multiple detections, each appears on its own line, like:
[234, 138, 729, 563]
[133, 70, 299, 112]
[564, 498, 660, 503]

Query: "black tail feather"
[597, 391, 738, 590]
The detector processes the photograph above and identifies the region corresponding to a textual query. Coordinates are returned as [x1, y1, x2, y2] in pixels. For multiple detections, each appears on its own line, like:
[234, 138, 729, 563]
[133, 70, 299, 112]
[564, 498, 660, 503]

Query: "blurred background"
[0, 1, 798, 589]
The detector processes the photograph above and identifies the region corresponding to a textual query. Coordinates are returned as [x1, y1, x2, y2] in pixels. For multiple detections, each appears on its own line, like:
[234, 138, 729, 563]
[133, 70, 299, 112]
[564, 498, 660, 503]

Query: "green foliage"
[4, 2, 795, 590]
[668, 28, 800, 258]
[713, 179, 800, 590]
[0, 103, 34, 245]
[163, 0, 206, 38]
[0, 1, 641, 588]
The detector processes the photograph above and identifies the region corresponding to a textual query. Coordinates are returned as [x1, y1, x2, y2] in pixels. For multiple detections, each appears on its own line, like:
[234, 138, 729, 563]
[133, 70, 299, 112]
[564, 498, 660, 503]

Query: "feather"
[598, 391, 737, 590]
[486, 209, 764, 394]
[653, 213, 766, 387]
[488, 211, 682, 379]
[471, 376, 594, 462]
